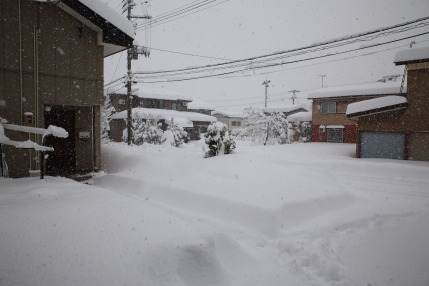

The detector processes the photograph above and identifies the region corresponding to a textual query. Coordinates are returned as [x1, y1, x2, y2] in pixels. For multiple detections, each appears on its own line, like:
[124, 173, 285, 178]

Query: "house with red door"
[0, 0, 133, 178]
[307, 82, 405, 143]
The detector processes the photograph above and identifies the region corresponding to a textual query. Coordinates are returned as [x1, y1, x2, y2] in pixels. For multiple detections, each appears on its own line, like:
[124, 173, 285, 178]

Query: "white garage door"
[360, 132, 405, 159]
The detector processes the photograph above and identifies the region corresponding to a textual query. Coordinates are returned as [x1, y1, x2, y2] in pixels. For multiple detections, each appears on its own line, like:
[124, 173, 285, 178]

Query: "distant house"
[265, 104, 308, 117]
[0, 0, 133, 178]
[108, 87, 216, 141]
[212, 111, 246, 131]
[187, 101, 215, 116]
[109, 87, 192, 113]
[346, 45, 429, 161]
[307, 83, 405, 143]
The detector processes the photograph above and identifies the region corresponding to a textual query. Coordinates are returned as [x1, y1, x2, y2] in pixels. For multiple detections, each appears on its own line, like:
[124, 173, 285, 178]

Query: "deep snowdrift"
[1, 141, 429, 286]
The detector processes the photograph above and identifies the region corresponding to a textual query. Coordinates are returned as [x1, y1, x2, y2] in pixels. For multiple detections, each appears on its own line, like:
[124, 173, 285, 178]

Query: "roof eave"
[346, 103, 408, 120]
[59, 0, 134, 57]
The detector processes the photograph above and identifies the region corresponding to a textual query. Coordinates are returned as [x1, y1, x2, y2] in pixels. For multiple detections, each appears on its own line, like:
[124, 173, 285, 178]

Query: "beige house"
[0, 0, 133, 178]
[212, 111, 246, 131]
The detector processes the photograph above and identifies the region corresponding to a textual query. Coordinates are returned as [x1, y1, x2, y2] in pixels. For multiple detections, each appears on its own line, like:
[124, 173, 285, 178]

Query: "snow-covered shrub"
[231, 127, 250, 141]
[288, 121, 312, 143]
[162, 124, 188, 147]
[128, 116, 163, 145]
[204, 122, 236, 158]
[244, 107, 290, 145]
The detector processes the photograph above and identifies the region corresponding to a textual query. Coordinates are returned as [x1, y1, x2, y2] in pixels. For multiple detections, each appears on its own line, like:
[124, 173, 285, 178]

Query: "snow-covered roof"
[212, 111, 246, 118]
[346, 95, 408, 118]
[112, 87, 192, 101]
[78, 0, 135, 38]
[58, 0, 134, 57]
[394, 45, 429, 64]
[111, 108, 216, 124]
[307, 83, 405, 99]
[265, 104, 308, 113]
[187, 101, 215, 111]
[286, 111, 312, 122]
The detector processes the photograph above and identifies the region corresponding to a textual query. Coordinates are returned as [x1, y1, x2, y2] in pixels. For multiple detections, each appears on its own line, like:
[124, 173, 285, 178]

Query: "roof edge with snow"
[307, 83, 405, 100]
[58, 0, 134, 57]
[394, 45, 429, 65]
[346, 96, 408, 119]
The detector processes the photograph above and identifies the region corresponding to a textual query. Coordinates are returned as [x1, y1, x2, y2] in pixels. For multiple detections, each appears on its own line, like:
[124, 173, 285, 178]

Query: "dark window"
[327, 128, 343, 143]
[321, 102, 336, 114]
[231, 121, 241, 126]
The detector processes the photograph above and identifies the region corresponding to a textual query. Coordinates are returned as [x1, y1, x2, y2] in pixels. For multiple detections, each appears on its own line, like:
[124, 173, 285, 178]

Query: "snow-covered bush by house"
[204, 122, 236, 158]
[231, 127, 250, 141]
[125, 116, 163, 145]
[164, 118, 188, 147]
[101, 93, 115, 142]
[162, 124, 188, 147]
[244, 107, 290, 145]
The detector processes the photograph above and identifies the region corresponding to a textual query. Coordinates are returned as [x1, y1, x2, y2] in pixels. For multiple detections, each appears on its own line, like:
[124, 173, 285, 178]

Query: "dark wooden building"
[0, 0, 133, 178]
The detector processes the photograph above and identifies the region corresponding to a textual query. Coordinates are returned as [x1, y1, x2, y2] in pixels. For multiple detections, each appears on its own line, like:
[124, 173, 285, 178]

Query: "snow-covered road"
[1, 141, 429, 286]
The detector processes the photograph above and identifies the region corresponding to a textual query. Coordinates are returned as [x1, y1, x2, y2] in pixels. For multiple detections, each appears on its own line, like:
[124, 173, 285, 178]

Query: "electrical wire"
[134, 31, 429, 83]
[150, 47, 233, 61]
[135, 0, 220, 30]
[135, 16, 429, 76]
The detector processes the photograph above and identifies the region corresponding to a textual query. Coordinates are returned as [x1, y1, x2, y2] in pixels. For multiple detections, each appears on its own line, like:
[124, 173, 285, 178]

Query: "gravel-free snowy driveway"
[1, 141, 429, 286]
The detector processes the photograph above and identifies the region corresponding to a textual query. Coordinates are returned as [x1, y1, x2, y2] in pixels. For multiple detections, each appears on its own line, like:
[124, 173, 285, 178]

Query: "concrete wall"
[0, 1, 104, 177]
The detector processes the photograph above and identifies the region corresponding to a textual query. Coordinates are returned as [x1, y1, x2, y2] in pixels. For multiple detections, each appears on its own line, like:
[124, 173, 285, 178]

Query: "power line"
[150, 47, 233, 61]
[135, 0, 226, 30]
[135, 16, 429, 76]
[134, 31, 429, 83]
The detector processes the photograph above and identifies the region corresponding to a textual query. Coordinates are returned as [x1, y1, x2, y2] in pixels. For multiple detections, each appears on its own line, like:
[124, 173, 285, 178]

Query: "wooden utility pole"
[288, 89, 300, 105]
[124, 0, 151, 145]
[262, 79, 271, 108]
[318, 74, 326, 88]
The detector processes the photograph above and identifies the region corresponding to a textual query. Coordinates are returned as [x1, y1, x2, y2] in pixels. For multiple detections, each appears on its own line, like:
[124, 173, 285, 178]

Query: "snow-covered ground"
[1, 141, 429, 286]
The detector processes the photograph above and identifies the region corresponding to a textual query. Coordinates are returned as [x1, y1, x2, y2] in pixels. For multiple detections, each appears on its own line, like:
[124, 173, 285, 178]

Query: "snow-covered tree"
[128, 116, 163, 145]
[244, 107, 290, 145]
[204, 122, 236, 158]
[101, 92, 115, 142]
[169, 118, 188, 146]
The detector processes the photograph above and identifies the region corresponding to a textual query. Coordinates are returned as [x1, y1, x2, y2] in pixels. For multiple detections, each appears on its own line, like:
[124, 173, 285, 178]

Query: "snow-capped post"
[204, 122, 236, 158]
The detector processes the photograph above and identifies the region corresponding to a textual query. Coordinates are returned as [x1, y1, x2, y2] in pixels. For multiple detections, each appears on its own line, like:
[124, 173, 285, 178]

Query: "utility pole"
[288, 89, 300, 105]
[124, 0, 151, 145]
[262, 79, 270, 108]
[318, 74, 326, 88]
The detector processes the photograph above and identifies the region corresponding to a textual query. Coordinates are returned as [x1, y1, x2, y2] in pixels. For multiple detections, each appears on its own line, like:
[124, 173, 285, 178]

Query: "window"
[172, 103, 177, 110]
[182, 102, 188, 107]
[321, 102, 336, 114]
[118, 99, 126, 105]
[231, 121, 241, 126]
[139, 101, 144, 108]
[327, 128, 343, 143]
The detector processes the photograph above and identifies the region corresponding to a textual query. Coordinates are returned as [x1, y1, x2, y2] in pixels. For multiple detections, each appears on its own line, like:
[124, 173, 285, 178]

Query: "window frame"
[321, 102, 337, 114]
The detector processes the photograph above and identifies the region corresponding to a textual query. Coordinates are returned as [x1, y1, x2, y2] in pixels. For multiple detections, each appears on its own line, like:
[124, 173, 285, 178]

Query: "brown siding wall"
[0, 1, 104, 177]
[358, 69, 429, 133]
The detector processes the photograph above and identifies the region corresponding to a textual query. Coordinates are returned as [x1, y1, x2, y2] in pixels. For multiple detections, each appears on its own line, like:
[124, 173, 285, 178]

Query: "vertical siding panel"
[55, 10, 71, 77]
[21, 0, 36, 73]
[0, 0, 5, 69]
[3, 1, 19, 70]
[39, 4, 56, 75]
[70, 19, 84, 79]
[85, 29, 98, 81]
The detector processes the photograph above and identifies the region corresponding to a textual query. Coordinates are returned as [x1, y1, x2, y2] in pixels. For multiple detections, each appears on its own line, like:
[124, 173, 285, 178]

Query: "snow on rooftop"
[265, 104, 308, 113]
[111, 108, 216, 123]
[307, 82, 405, 99]
[286, 111, 312, 122]
[187, 101, 215, 110]
[394, 45, 429, 63]
[212, 111, 246, 118]
[112, 87, 192, 101]
[78, 0, 135, 39]
[346, 95, 407, 116]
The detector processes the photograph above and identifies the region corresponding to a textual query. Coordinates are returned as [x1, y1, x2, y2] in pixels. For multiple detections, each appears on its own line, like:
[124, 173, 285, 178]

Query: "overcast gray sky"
[103, 0, 429, 112]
